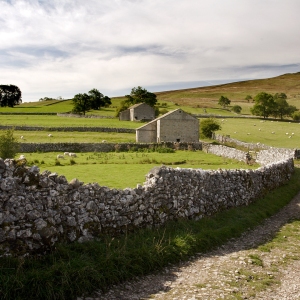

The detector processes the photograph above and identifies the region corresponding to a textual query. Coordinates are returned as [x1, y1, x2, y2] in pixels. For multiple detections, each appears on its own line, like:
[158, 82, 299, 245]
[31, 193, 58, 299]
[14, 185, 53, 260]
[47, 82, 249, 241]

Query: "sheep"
[272, 132, 275, 134]
[292, 133, 295, 135]
[20, 136, 24, 139]
[48, 134, 53, 137]
[69, 153, 77, 158]
[57, 154, 64, 159]
[102, 140, 107, 143]
[19, 154, 26, 159]
[286, 133, 289, 135]
[258, 128, 261, 131]
[64, 152, 69, 156]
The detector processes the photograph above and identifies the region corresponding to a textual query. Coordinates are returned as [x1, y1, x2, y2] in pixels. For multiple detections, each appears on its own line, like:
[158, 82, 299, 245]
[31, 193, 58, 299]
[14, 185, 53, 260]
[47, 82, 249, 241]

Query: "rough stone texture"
[0, 145, 294, 256]
[202, 143, 248, 162]
[0, 125, 135, 133]
[19, 142, 202, 153]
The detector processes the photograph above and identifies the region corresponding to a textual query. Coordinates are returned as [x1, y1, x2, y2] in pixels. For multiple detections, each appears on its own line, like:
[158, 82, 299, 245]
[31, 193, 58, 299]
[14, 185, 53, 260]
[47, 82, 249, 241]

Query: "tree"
[200, 118, 221, 138]
[245, 95, 252, 102]
[273, 93, 297, 119]
[250, 92, 275, 119]
[125, 86, 157, 107]
[232, 105, 242, 114]
[218, 96, 231, 108]
[0, 129, 19, 159]
[88, 89, 111, 110]
[0, 85, 22, 107]
[72, 89, 111, 115]
[72, 93, 91, 115]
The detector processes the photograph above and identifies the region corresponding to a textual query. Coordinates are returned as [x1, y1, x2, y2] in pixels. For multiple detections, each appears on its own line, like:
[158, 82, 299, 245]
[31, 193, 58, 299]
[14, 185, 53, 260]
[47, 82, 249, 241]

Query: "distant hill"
[155, 72, 300, 109]
[1, 72, 300, 116]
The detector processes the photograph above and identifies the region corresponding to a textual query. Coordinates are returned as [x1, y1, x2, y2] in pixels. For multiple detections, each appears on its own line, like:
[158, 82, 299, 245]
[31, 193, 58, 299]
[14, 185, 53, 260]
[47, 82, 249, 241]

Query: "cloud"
[0, 0, 299, 101]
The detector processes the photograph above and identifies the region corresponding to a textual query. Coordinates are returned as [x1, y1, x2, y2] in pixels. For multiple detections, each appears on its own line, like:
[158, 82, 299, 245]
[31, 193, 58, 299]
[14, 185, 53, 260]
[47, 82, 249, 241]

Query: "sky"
[1, 0, 300, 102]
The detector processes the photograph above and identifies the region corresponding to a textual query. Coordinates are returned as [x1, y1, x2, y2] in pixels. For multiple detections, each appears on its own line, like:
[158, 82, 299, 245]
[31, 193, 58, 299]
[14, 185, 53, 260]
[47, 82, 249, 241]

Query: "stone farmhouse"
[119, 103, 155, 121]
[136, 109, 199, 143]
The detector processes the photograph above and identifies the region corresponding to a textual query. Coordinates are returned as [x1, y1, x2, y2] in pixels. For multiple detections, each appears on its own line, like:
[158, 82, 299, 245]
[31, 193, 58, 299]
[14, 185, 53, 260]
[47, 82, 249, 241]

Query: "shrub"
[200, 118, 221, 138]
[55, 159, 62, 166]
[70, 159, 76, 165]
[231, 105, 242, 114]
[292, 111, 300, 121]
[0, 129, 19, 159]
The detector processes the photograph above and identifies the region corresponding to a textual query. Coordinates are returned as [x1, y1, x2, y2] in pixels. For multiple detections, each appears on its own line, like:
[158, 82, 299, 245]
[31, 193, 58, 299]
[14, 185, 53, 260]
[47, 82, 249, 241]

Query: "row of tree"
[251, 92, 297, 120]
[218, 92, 297, 120]
[0, 85, 22, 107]
[72, 89, 111, 115]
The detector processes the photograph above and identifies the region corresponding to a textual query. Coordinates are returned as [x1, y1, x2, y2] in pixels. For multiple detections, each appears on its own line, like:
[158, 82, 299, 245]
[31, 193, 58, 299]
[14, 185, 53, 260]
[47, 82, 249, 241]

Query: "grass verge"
[1, 168, 300, 300]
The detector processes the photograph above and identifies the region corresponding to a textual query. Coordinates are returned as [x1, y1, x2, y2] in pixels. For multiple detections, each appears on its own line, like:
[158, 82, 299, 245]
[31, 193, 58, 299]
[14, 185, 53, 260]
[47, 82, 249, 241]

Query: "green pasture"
[11, 130, 135, 143]
[23, 151, 258, 188]
[0, 115, 140, 128]
[215, 118, 300, 148]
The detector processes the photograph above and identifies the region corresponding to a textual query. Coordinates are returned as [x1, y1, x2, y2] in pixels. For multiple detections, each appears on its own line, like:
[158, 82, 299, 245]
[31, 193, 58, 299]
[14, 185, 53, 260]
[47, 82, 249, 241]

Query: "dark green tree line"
[72, 89, 111, 115]
[0, 85, 22, 107]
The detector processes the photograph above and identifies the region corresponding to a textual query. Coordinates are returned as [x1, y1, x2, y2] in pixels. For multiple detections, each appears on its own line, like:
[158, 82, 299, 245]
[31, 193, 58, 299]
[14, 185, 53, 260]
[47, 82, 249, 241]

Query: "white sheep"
[20, 136, 24, 139]
[69, 153, 77, 158]
[272, 132, 275, 134]
[19, 154, 26, 159]
[57, 154, 64, 159]
[64, 152, 69, 156]
[48, 134, 53, 137]
[102, 140, 107, 143]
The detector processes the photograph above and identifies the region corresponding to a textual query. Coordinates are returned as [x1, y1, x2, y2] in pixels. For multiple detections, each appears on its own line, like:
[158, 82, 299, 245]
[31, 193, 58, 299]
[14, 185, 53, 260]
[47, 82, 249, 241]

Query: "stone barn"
[119, 103, 155, 121]
[136, 109, 199, 143]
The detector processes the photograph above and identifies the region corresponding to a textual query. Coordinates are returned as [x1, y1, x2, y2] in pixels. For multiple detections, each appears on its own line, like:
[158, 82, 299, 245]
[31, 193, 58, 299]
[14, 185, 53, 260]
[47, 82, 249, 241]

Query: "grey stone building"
[136, 109, 199, 143]
[119, 103, 155, 121]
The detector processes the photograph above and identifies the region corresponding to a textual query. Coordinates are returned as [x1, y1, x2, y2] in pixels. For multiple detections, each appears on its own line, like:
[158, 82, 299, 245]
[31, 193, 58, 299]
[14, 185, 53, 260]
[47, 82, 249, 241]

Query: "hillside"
[155, 72, 300, 108]
[1, 72, 300, 116]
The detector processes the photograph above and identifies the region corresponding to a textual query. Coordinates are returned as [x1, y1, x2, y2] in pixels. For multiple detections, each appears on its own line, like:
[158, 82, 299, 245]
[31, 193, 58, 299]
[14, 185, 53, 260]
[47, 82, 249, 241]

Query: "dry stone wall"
[19, 142, 202, 153]
[0, 145, 294, 256]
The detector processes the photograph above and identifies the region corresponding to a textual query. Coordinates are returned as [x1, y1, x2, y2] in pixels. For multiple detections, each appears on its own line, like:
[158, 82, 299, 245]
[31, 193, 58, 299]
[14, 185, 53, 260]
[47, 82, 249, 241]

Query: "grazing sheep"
[57, 154, 64, 159]
[20, 136, 24, 139]
[259, 129, 261, 131]
[48, 134, 53, 137]
[69, 153, 77, 158]
[292, 133, 295, 135]
[272, 132, 275, 134]
[64, 152, 69, 156]
[19, 155, 26, 159]
[102, 140, 107, 143]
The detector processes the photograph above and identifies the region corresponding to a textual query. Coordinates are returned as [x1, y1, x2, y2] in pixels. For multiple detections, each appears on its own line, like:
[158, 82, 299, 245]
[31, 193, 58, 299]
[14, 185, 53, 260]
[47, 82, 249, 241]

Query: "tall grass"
[1, 168, 299, 300]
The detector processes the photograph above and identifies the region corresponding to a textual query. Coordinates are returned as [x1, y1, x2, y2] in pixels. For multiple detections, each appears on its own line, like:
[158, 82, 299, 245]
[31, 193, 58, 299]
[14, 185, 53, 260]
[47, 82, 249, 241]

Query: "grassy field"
[215, 118, 300, 148]
[1, 167, 300, 300]
[0, 115, 140, 128]
[24, 151, 258, 188]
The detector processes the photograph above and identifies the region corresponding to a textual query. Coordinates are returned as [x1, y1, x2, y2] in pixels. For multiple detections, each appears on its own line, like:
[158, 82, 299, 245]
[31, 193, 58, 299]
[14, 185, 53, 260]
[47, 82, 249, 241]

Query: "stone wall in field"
[0, 144, 294, 256]
[0, 125, 135, 133]
[19, 142, 203, 153]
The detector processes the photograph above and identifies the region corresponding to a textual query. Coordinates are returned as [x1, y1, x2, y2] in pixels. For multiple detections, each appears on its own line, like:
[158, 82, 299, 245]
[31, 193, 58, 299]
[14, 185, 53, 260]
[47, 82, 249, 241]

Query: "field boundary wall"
[0, 143, 295, 256]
